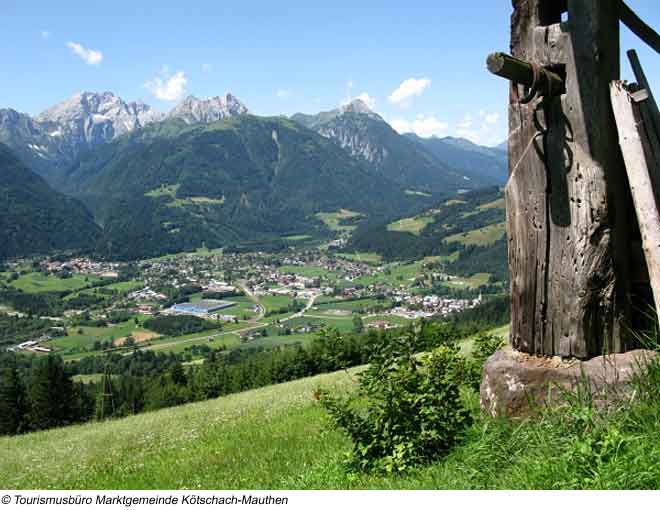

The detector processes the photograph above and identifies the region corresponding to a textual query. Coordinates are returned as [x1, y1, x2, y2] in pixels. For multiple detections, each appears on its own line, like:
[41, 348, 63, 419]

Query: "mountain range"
[0, 91, 508, 260]
[0, 92, 248, 179]
[291, 100, 505, 191]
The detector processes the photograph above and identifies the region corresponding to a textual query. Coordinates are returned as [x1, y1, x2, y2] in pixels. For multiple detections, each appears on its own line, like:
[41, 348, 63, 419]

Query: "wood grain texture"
[506, 0, 632, 358]
[611, 82, 660, 321]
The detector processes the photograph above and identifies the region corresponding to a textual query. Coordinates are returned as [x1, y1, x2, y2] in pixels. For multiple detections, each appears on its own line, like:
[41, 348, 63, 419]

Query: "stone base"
[480, 346, 656, 418]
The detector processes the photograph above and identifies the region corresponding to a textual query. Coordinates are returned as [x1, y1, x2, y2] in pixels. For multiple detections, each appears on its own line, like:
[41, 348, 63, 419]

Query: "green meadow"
[315, 209, 364, 231]
[10, 272, 103, 293]
[445, 222, 506, 247]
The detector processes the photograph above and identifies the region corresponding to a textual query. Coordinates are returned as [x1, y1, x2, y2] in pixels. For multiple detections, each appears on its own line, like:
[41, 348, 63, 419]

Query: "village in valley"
[1, 243, 489, 362]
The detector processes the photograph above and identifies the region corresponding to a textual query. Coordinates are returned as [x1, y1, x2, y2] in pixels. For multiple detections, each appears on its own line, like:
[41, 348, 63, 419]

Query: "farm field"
[143, 321, 252, 354]
[235, 333, 317, 350]
[102, 280, 145, 293]
[260, 295, 300, 315]
[313, 297, 390, 314]
[335, 252, 383, 264]
[445, 222, 506, 247]
[9, 272, 103, 293]
[145, 333, 241, 355]
[441, 273, 492, 289]
[293, 315, 354, 332]
[478, 197, 506, 210]
[363, 314, 414, 328]
[315, 209, 364, 231]
[282, 234, 313, 241]
[71, 373, 107, 384]
[387, 214, 435, 235]
[219, 295, 259, 319]
[352, 257, 442, 288]
[48, 321, 155, 357]
[57, 319, 253, 360]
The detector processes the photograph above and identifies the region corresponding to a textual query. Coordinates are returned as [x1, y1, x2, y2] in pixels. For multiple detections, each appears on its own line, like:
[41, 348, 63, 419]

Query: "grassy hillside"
[0, 368, 358, 489]
[4, 322, 660, 490]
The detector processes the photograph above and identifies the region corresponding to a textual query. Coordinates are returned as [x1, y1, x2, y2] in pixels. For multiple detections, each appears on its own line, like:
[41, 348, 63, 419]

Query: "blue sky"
[1, 1, 658, 146]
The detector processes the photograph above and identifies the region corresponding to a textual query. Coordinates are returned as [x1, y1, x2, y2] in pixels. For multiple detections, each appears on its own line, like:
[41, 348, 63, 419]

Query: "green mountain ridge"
[59, 115, 433, 260]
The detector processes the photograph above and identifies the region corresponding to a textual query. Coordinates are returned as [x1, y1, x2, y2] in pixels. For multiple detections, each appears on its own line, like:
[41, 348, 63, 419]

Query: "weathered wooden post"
[494, 0, 635, 359]
[480, 0, 659, 418]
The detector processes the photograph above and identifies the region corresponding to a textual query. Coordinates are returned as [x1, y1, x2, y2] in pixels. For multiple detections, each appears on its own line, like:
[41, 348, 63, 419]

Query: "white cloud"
[276, 89, 291, 99]
[144, 71, 188, 101]
[455, 110, 505, 145]
[388, 78, 431, 105]
[390, 119, 412, 134]
[201, 63, 213, 73]
[41, 30, 50, 39]
[66, 41, 103, 66]
[342, 92, 376, 109]
[480, 110, 499, 125]
[356, 93, 376, 109]
[457, 114, 473, 129]
[391, 115, 448, 137]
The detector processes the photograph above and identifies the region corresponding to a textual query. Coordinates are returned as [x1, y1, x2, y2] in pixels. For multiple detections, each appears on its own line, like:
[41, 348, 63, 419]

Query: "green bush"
[319, 336, 471, 473]
[464, 333, 503, 391]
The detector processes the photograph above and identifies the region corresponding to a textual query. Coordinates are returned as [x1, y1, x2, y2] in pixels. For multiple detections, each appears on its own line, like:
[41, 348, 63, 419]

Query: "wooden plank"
[610, 81, 660, 321]
[619, 1, 660, 55]
[627, 50, 660, 141]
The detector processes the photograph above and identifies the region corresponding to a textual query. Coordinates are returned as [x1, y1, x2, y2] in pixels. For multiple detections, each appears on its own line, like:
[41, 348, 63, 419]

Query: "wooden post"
[504, 0, 634, 358]
[611, 81, 660, 321]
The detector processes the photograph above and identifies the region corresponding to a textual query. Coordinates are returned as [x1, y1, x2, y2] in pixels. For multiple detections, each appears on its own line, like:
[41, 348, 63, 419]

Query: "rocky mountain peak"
[35, 91, 164, 136]
[168, 93, 248, 124]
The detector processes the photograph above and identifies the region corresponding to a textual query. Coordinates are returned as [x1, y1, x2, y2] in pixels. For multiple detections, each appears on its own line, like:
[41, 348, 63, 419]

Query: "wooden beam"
[611, 81, 660, 322]
[487, 52, 565, 98]
[627, 50, 660, 142]
[619, 1, 660, 55]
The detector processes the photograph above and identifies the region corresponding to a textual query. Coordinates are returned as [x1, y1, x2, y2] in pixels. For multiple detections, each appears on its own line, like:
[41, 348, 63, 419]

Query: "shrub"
[464, 333, 503, 391]
[319, 335, 471, 473]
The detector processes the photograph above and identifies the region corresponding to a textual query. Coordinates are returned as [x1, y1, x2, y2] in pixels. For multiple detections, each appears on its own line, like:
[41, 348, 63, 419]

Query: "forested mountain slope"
[61, 116, 430, 259]
[0, 143, 100, 260]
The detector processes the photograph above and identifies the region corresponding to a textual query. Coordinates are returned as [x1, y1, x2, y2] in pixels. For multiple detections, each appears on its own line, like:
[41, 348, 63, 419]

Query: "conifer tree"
[0, 358, 26, 435]
[26, 356, 75, 431]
